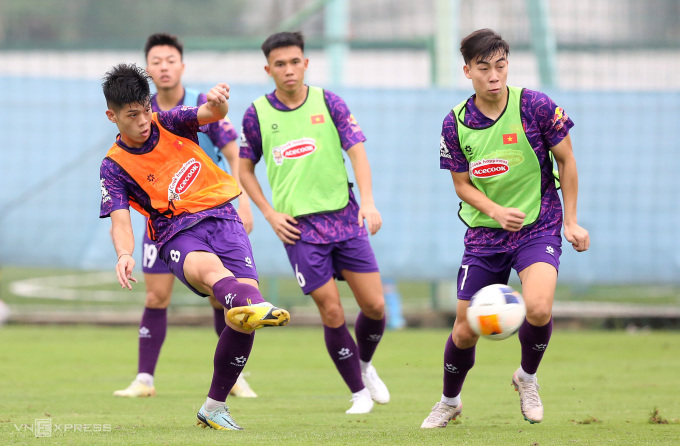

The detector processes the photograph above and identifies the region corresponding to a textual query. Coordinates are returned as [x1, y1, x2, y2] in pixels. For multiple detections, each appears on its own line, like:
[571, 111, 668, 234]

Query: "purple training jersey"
[240, 87, 367, 244]
[99, 106, 241, 249]
[440, 88, 573, 253]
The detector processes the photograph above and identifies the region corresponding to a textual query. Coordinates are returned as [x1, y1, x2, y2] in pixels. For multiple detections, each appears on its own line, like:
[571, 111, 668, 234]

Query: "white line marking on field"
[9, 272, 146, 301]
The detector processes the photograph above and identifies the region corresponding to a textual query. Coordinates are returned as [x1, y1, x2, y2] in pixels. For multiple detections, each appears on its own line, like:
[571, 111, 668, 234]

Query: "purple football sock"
[213, 307, 226, 336]
[324, 323, 364, 393]
[137, 307, 167, 376]
[207, 326, 255, 402]
[519, 317, 553, 374]
[354, 312, 386, 362]
[442, 334, 476, 398]
[212, 276, 265, 309]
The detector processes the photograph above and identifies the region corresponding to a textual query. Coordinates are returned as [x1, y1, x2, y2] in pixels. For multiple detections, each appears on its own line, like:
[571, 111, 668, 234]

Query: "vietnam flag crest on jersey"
[503, 133, 517, 145]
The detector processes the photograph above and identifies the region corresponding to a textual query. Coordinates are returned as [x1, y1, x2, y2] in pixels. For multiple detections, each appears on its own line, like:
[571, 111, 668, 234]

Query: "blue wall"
[2, 76, 679, 284]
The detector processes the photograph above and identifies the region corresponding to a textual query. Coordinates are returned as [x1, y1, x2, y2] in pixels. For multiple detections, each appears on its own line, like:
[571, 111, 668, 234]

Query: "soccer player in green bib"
[239, 31, 390, 414]
[421, 29, 590, 428]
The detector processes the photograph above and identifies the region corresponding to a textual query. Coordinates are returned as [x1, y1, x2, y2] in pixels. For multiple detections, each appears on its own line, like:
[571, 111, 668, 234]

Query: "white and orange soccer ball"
[466, 284, 526, 340]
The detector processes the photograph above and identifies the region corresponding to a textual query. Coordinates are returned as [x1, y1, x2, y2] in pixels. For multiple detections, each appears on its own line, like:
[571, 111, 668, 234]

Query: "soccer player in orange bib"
[113, 32, 257, 401]
[100, 63, 289, 431]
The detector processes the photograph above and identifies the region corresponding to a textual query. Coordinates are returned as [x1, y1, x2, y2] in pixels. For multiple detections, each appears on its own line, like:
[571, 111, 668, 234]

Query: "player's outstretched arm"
[110, 209, 138, 289]
[197, 83, 230, 126]
[450, 171, 526, 232]
[239, 157, 300, 244]
[346, 142, 381, 235]
[551, 134, 590, 252]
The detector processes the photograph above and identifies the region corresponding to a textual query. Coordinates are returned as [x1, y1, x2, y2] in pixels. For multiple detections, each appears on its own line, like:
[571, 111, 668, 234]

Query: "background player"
[421, 28, 589, 428]
[239, 31, 390, 414]
[113, 33, 256, 399]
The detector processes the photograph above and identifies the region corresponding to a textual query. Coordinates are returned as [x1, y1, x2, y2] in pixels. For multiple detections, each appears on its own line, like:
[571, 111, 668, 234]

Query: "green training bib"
[453, 86, 542, 228]
[254, 86, 349, 217]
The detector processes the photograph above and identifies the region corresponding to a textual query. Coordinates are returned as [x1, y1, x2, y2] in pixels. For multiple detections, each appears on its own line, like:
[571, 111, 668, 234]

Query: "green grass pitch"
[1, 326, 679, 445]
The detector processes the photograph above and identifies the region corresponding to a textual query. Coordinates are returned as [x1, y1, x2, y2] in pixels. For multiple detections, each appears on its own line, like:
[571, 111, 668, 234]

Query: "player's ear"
[106, 109, 117, 123]
[264, 64, 272, 76]
[463, 64, 471, 79]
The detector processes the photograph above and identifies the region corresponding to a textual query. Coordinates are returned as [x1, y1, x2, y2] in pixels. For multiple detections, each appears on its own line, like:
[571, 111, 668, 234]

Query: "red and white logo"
[470, 159, 509, 178]
[168, 158, 201, 200]
[272, 138, 317, 165]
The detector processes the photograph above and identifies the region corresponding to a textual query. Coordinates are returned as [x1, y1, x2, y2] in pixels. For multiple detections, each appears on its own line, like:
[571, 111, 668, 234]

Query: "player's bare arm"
[110, 208, 138, 289]
[346, 142, 382, 235]
[550, 134, 590, 252]
[197, 83, 229, 126]
[221, 140, 254, 233]
[239, 157, 300, 244]
[450, 171, 525, 232]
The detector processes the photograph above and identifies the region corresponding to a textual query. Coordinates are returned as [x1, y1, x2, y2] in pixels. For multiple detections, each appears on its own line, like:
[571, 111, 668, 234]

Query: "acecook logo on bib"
[470, 159, 509, 178]
[169, 158, 201, 201]
[272, 138, 317, 166]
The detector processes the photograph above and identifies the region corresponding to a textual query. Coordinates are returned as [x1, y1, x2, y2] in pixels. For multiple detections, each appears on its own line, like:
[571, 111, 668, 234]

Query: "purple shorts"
[159, 218, 258, 297]
[284, 235, 379, 295]
[141, 225, 172, 274]
[456, 236, 562, 301]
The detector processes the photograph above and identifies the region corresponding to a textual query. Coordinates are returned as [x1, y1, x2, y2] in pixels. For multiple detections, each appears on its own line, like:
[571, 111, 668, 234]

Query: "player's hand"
[237, 203, 254, 234]
[206, 83, 230, 108]
[564, 222, 590, 252]
[265, 211, 301, 245]
[358, 202, 382, 235]
[116, 254, 138, 290]
[493, 207, 525, 232]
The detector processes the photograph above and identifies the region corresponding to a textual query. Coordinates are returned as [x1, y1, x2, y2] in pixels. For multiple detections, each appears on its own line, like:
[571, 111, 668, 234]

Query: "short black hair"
[102, 63, 151, 112]
[144, 32, 184, 60]
[460, 28, 510, 65]
[261, 31, 305, 59]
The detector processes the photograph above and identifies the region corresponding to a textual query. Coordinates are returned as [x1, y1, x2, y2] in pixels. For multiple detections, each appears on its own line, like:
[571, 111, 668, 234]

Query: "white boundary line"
[9, 272, 145, 301]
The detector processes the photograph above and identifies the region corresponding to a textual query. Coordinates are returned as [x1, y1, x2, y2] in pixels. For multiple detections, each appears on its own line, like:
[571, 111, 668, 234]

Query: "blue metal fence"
[2, 76, 678, 284]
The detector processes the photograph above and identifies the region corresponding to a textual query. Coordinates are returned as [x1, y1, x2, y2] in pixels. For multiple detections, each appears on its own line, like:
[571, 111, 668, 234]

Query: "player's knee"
[359, 298, 384, 320]
[525, 302, 552, 326]
[145, 291, 171, 309]
[452, 320, 479, 348]
[318, 304, 345, 326]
